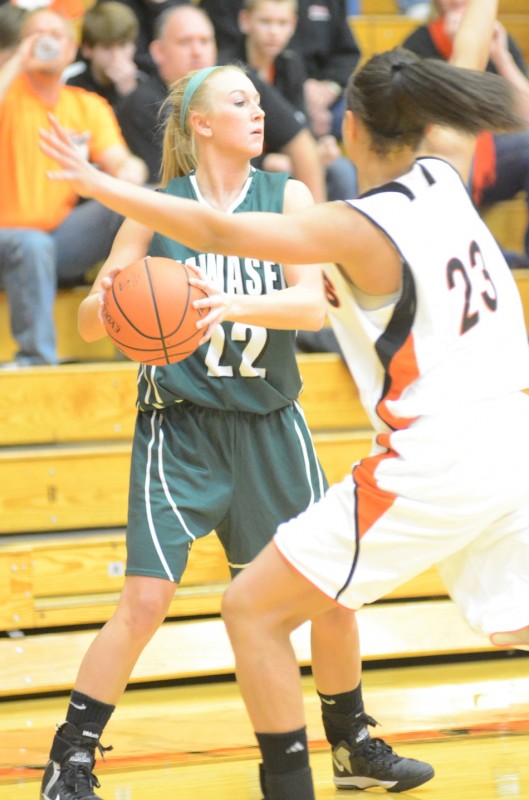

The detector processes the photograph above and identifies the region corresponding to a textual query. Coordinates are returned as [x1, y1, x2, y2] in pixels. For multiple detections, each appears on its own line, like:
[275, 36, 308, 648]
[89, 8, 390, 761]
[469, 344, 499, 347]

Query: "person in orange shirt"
[0, 8, 147, 366]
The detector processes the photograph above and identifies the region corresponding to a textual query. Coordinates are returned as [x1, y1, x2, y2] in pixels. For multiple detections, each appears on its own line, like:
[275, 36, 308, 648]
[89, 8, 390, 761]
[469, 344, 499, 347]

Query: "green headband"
[180, 66, 222, 133]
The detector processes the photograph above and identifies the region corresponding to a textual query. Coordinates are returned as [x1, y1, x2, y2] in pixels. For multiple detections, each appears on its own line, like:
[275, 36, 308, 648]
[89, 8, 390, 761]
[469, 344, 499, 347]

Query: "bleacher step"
[0, 598, 495, 697]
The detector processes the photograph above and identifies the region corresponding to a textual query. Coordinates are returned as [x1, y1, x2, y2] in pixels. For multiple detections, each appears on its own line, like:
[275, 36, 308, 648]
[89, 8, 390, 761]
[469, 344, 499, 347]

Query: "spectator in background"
[98, 0, 192, 75]
[117, 4, 326, 201]
[201, 0, 361, 140]
[221, 0, 357, 201]
[234, 0, 307, 115]
[66, 1, 148, 112]
[402, 0, 529, 268]
[0, 8, 147, 366]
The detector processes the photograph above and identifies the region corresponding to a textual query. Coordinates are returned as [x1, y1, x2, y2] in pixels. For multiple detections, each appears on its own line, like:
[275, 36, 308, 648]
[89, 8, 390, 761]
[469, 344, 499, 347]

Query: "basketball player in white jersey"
[40, 0, 529, 797]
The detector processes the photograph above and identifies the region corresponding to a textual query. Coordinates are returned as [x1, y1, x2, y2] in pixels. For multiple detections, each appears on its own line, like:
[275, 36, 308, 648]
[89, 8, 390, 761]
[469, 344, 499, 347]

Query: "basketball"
[101, 256, 210, 365]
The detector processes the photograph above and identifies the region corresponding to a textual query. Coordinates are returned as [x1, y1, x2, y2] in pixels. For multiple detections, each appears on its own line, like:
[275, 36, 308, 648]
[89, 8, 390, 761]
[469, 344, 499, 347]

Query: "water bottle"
[33, 36, 61, 62]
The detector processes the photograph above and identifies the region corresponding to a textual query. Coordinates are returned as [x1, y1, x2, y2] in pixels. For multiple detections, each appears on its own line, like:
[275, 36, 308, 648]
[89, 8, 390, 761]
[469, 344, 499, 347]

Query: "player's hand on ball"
[39, 114, 106, 198]
[188, 265, 233, 344]
[97, 267, 124, 326]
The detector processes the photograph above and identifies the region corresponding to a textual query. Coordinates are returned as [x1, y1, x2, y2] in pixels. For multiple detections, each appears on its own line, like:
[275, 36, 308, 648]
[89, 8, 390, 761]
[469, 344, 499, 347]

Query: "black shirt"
[219, 39, 308, 119]
[66, 63, 150, 113]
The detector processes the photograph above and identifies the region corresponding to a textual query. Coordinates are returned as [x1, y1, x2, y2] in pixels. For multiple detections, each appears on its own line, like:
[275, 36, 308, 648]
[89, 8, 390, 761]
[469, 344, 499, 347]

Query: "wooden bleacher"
[350, 14, 417, 58]
[0, 286, 115, 364]
[2, 273, 528, 696]
[0, 0, 527, 710]
[351, 13, 529, 66]
[350, 1, 529, 65]
[2, 600, 496, 698]
[482, 195, 526, 256]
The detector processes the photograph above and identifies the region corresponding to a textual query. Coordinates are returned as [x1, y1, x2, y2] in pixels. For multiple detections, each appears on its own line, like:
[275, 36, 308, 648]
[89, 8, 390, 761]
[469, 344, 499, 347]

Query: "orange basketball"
[101, 256, 210, 365]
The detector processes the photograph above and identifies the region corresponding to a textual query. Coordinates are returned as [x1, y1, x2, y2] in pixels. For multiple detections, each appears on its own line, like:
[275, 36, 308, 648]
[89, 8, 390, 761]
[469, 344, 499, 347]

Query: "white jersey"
[325, 157, 529, 432]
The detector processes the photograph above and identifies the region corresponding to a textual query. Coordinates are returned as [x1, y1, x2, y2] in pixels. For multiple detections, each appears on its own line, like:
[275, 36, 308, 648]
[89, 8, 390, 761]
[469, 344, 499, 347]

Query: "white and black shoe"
[41, 721, 111, 800]
[331, 714, 434, 793]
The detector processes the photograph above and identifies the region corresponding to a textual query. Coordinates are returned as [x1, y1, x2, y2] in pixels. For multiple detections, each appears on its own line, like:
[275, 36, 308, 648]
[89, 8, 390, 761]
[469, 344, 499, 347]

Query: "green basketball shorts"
[125, 401, 327, 582]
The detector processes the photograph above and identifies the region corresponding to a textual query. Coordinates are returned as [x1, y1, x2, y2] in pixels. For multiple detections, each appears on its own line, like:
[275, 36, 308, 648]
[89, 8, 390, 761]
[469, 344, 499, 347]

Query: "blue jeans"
[480, 129, 529, 257]
[0, 201, 123, 364]
[0, 229, 57, 365]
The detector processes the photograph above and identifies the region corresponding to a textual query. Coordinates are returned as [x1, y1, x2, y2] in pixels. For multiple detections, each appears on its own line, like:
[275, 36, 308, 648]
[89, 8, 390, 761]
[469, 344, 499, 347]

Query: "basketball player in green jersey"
[40, 66, 433, 800]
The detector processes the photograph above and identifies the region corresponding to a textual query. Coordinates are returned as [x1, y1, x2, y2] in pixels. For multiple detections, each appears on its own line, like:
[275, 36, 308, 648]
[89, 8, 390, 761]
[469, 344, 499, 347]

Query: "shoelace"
[355, 711, 379, 729]
[63, 761, 101, 794]
[61, 737, 113, 796]
[357, 737, 399, 763]
[94, 740, 113, 760]
[352, 712, 400, 763]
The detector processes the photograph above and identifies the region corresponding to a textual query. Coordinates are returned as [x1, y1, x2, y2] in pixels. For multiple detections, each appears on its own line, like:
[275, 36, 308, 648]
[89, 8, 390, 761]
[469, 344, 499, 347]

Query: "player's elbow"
[303, 294, 327, 330]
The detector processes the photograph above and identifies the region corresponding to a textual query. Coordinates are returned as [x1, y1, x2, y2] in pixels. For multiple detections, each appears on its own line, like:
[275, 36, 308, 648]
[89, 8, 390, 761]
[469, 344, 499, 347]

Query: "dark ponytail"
[347, 48, 523, 155]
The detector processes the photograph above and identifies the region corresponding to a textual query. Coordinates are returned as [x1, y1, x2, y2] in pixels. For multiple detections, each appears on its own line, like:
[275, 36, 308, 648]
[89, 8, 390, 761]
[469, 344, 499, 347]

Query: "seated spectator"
[403, 0, 529, 268]
[0, 8, 147, 366]
[117, 4, 326, 201]
[66, 1, 149, 111]
[229, 0, 306, 117]
[98, 0, 192, 76]
[222, 0, 357, 201]
[201, 0, 361, 140]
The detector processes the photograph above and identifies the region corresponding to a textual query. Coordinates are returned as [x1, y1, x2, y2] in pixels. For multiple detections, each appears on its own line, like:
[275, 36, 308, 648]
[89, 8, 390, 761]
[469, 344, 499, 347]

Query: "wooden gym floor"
[1, 653, 528, 800]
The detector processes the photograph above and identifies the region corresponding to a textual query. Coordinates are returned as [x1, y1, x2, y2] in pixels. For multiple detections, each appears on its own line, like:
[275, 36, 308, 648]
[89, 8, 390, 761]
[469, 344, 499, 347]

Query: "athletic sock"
[261, 766, 315, 800]
[65, 690, 115, 731]
[256, 728, 314, 800]
[256, 727, 309, 774]
[318, 683, 366, 746]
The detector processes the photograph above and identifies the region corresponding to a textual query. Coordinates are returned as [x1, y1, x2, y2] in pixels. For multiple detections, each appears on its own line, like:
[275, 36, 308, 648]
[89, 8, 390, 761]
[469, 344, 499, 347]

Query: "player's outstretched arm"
[40, 114, 358, 272]
[40, 115, 114, 199]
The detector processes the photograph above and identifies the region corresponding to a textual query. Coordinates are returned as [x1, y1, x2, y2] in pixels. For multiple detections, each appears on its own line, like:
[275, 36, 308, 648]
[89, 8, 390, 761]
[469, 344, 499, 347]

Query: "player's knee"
[325, 605, 356, 629]
[221, 581, 241, 624]
[10, 229, 56, 276]
[118, 581, 174, 638]
[221, 580, 253, 634]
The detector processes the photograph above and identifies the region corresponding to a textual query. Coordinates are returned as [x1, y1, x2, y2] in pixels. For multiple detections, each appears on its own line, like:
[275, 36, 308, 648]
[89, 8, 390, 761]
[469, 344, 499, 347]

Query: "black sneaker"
[331, 714, 434, 793]
[41, 721, 111, 800]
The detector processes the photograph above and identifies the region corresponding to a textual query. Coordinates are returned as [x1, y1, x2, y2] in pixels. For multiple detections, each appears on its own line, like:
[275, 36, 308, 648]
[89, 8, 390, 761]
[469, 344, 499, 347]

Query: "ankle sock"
[318, 683, 364, 746]
[66, 690, 115, 731]
[256, 727, 309, 775]
[262, 765, 315, 800]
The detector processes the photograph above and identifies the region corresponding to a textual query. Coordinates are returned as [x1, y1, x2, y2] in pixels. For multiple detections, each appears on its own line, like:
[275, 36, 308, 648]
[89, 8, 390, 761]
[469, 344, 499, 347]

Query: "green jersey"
[136, 169, 303, 414]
